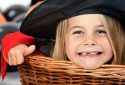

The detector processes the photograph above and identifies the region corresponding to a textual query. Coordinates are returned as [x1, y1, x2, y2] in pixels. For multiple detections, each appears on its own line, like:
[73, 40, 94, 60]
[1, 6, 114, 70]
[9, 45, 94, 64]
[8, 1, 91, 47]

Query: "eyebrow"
[68, 26, 84, 31]
[67, 26, 83, 33]
[70, 26, 84, 29]
[95, 25, 104, 28]
[69, 25, 104, 30]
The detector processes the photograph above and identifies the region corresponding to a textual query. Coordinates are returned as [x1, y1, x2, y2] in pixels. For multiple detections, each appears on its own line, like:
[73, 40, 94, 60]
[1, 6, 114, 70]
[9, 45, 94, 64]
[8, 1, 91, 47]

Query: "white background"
[0, 1, 31, 84]
[0, 0, 31, 12]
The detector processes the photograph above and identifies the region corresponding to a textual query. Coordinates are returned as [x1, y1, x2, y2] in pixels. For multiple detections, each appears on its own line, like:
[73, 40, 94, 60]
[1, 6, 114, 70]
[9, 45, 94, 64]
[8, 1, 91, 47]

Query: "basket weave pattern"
[18, 54, 125, 85]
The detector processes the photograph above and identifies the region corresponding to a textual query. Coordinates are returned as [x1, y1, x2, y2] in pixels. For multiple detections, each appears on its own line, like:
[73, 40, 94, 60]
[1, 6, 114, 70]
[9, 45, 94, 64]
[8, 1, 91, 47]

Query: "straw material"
[18, 54, 125, 85]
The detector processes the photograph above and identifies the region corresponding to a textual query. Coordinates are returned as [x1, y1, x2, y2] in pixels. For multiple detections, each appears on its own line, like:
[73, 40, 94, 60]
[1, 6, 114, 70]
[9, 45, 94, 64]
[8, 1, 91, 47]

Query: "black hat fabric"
[20, 0, 125, 39]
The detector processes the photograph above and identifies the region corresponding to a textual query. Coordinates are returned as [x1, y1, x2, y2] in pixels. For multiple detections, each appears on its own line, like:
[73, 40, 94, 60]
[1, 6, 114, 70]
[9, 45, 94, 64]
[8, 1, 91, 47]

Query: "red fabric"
[1, 31, 36, 80]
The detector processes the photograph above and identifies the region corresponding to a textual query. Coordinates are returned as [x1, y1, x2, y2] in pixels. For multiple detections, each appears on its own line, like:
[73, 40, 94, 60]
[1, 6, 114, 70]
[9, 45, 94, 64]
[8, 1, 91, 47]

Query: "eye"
[73, 31, 83, 34]
[96, 30, 107, 36]
[72, 30, 84, 37]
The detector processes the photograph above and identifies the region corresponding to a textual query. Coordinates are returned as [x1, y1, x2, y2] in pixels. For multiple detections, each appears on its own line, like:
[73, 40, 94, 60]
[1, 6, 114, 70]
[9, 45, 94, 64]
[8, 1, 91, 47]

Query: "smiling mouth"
[77, 52, 102, 57]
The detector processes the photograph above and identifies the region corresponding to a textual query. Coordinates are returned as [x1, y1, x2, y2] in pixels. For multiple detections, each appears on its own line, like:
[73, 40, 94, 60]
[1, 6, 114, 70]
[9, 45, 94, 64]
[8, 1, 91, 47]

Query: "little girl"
[1, 0, 125, 80]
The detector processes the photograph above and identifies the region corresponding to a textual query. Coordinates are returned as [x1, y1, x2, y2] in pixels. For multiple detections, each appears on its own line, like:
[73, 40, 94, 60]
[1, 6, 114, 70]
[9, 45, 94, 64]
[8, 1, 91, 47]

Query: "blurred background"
[0, 0, 40, 85]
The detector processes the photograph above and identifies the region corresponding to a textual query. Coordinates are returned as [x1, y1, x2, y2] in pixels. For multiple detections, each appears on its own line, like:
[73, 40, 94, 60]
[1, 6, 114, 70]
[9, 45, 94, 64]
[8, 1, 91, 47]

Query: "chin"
[83, 66, 100, 70]
[79, 63, 102, 70]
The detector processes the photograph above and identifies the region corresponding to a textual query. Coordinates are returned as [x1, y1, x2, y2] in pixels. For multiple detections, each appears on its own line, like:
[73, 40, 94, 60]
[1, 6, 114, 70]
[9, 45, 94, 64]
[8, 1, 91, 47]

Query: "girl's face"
[65, 14, 113, 69]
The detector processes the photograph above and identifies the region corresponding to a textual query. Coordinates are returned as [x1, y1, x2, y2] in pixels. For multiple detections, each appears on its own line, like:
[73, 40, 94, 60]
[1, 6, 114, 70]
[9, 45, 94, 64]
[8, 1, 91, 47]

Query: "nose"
[83, 35, 97, 46]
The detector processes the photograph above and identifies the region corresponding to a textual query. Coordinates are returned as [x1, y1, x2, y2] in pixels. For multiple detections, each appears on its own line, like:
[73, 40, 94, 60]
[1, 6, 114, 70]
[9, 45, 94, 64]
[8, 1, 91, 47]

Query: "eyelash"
[96, 30, 106, 34]
[71, 30, 106, 36]
[72, 31, 83, 34]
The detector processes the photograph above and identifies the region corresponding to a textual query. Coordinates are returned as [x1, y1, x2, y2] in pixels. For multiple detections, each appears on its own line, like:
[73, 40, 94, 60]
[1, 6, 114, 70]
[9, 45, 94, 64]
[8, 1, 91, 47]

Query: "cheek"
[99, 38, 113, 56]
[65, 39, 78, 58]
[105, 44, 113, 59]
[100, 39, 112, 49]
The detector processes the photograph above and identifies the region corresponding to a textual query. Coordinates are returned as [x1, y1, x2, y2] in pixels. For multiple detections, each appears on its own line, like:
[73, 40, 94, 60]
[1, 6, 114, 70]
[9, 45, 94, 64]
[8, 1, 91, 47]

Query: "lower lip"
[77, 53, 102, 58]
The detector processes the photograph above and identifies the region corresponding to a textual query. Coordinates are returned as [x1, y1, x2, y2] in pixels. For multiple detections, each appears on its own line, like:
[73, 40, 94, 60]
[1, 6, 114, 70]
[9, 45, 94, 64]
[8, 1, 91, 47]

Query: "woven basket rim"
[19, 54, 125, 79]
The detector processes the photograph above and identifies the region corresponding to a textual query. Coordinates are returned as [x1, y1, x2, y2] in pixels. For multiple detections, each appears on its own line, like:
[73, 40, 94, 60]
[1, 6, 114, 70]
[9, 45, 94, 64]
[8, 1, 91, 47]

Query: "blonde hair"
[52, 19, 68, 60]
[98, 14, 125, 65]
[52, 14, 125, 65]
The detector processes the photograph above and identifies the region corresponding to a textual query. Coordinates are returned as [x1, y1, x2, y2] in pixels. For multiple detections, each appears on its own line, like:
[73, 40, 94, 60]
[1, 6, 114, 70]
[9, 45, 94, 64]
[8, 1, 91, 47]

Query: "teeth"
[80, 52, 99, 56]
[89, 52, 97, 55]
[82, 52, 86, 56]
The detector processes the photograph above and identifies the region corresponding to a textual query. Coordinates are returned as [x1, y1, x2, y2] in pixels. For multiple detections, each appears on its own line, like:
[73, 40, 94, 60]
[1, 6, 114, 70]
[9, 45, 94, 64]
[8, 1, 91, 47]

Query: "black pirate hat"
[20, 0, 125, 39]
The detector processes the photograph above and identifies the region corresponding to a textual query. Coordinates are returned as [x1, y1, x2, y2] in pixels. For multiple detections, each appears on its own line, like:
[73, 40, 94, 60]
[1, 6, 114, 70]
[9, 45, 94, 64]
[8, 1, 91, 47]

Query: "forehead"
[67, 14, 105, 29]
[69, 14, 103, 24]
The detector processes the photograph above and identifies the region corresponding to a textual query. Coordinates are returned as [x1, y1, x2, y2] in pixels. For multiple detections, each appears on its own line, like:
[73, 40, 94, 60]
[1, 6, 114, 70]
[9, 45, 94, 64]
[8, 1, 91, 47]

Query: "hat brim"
[20, 0, 125, 39]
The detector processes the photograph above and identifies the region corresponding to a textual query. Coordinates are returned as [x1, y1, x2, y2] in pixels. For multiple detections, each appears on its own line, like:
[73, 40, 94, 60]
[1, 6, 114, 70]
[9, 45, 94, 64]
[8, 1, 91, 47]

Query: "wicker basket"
[18, 54, 125, 85]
